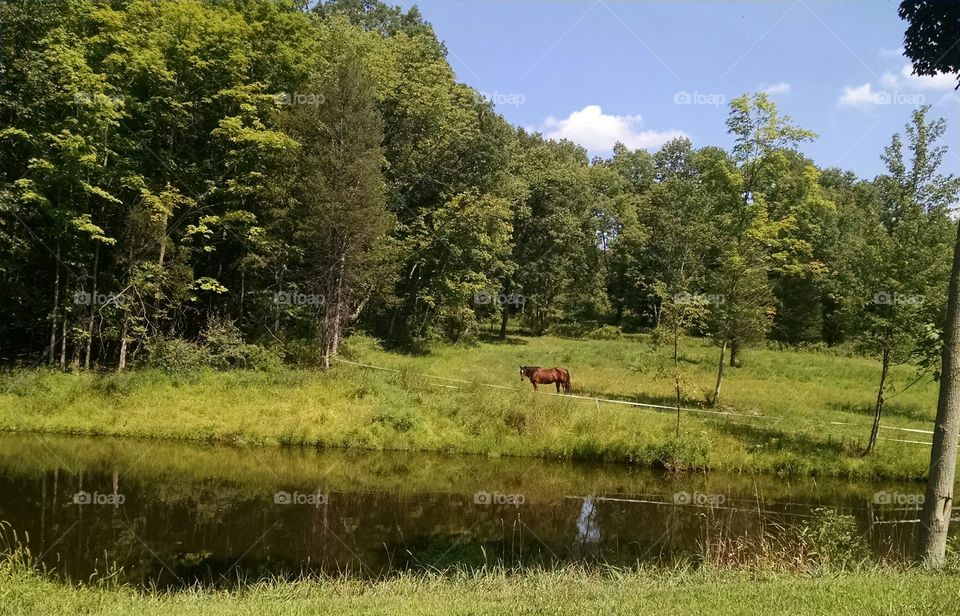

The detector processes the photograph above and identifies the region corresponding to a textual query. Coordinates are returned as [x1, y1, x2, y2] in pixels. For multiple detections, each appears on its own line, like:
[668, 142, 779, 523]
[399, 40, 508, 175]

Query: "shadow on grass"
[569, 388, 686, 412]
[831, 401, 933, 424]
[710, 421, 853, 458]
[628, 390, 689, 409]
[375, 340, 433, 357]
[476, 333, 529, 346]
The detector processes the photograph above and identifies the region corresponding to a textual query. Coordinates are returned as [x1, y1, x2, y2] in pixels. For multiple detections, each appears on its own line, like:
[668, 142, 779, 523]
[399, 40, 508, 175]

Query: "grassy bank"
[0, 334, 941, 480]
[2, 557, 957, 616]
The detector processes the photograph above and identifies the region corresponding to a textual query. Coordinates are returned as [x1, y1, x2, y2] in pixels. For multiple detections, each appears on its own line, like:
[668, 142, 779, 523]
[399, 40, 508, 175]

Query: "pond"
[0, 433, 936, 587]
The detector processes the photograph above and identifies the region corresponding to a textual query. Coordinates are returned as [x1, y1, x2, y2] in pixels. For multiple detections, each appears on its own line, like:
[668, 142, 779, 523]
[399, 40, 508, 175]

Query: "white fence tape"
[332, 358, 934, 445]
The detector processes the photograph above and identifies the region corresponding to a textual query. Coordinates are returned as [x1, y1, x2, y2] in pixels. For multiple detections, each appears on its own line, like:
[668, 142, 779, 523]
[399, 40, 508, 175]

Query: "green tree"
[852, 108, 956, 455]
[281, 52, 391, 368]
[707, 94, 816, 405]
[900, 0, 960, 568]
[502, 132, 594, 335]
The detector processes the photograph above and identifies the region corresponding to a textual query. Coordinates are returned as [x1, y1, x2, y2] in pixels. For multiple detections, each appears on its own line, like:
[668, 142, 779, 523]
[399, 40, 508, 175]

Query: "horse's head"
[519, 365, 525, 381]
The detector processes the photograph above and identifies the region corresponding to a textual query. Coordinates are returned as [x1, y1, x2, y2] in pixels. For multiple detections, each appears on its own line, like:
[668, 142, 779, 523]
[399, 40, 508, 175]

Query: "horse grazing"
[520, 366, 571, 394]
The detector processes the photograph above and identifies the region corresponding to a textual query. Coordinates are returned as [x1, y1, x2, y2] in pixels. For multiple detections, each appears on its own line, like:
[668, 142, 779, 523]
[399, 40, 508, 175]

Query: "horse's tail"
[564, 369, 571, 392]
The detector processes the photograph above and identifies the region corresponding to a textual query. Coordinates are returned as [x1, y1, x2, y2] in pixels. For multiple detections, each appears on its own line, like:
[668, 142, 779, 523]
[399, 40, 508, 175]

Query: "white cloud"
[878, 47, 904, 58]
[539, 105, 687, 152]
[883, 63, 957, 91]
[837, 64, 955, 108]
[760, 82, 791, 96]
[838, 83, 884, 106]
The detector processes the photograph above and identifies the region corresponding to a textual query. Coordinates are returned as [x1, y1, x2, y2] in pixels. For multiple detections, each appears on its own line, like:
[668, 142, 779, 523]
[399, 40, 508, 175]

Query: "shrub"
[644, 437, 708, 471]
[90, 372, 140, 397]
[202, 316, 280, 371]
[372, 410, 416, 433]
[339, 334, 384, 360]
[586, 325, 622, 340]
[800, 507, 869, 568]
[0, 369, 57, 396]
[143, 318, 280, 373]
[144, 337, 210, 374]
[281, 339, 325, 366]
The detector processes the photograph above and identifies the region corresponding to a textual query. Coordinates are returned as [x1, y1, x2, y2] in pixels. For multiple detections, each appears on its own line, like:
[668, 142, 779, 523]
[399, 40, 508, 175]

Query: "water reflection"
[575, 496, 601, 552]
[0, 433, 939, 587]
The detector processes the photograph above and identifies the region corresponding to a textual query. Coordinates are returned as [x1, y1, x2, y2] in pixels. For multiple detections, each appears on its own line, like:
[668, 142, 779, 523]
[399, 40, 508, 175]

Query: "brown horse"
[520, 365, 571, 393]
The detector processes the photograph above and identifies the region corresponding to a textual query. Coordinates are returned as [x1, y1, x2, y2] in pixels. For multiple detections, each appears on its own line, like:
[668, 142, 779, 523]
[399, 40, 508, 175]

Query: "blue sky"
[393, 0, 959, 179]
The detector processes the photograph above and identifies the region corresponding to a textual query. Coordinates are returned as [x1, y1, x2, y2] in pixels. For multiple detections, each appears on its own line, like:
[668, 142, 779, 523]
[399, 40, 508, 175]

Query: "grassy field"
[3, 555, 958, 616]
[0, 333, 941, 480]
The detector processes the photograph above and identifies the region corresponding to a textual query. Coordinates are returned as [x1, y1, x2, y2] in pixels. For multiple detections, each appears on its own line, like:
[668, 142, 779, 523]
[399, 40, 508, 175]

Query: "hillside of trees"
[1, 0, 957, 387]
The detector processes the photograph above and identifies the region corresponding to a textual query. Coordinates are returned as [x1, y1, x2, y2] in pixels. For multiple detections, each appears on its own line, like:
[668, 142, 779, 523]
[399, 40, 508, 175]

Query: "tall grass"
[0, 334, 941, 480]
[2, 534, 959, 616]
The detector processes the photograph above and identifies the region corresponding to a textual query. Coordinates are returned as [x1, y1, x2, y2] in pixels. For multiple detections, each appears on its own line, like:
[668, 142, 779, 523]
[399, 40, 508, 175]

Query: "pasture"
[0, 334, 941, 480]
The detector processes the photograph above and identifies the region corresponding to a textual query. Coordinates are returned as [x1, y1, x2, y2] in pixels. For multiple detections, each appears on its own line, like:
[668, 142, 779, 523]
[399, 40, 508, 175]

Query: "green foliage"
[899, 0, 960, 88]
[202, 316, 281, 371]
[0, 0, 954, 388]
[831, 107, 958, 451]
[0, 333, 942, 481]
[799, 508, 870, 569]
[2, 546, 956, 616]
[144, 317, 279, 373]
[144, 337, 211, 374]
[586, 325, 623, 340]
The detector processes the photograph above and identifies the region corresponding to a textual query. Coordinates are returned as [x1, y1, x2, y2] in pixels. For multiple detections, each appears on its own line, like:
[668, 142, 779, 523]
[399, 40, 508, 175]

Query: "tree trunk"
[321, 251, 347, 370]
[118, 309, 130, 371]
[59, 317, 67, 370]
[674, 323, 681, 437]
[331, 252, 346, 357]
[48, 248, 61, 366]
[917, 219, 960, 567]
[729, 338, 740, 367]
[83, 244, 100, 371]
[499, 281, 514, 339]
[864, 346, 891, 456]
[70, 328, 81, 371]
[711, 339, 727, 407]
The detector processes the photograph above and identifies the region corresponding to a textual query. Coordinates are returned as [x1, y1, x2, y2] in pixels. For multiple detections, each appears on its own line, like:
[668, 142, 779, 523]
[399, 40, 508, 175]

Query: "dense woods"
[1, 0, 957, 391]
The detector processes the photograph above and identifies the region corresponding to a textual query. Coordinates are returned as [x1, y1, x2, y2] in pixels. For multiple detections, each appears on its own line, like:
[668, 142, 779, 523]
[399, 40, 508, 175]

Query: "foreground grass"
[0, 334, 941, 480]
[3, 560, 958, 616]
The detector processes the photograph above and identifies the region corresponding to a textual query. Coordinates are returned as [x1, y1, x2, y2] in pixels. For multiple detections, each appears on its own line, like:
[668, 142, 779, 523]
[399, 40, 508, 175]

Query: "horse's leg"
[556, 381, 561, 393]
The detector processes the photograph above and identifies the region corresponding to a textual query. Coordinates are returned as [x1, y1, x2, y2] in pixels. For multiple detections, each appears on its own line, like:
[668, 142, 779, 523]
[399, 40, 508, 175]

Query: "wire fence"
[332, 357, 934, 447]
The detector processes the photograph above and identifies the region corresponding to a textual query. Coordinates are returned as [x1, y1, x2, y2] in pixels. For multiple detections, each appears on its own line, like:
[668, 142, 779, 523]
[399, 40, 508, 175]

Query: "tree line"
[1, 0, 957, 427]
